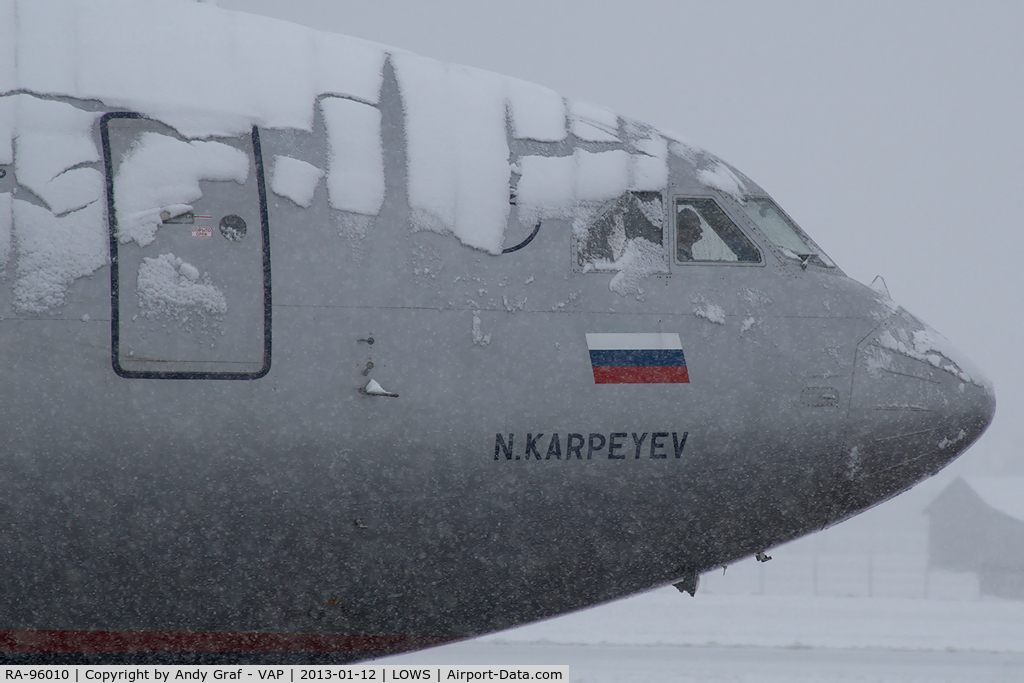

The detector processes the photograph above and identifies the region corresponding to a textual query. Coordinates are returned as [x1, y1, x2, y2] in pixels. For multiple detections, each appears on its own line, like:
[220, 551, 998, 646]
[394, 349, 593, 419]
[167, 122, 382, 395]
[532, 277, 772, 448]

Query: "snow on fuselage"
[0, 0, 994, 664]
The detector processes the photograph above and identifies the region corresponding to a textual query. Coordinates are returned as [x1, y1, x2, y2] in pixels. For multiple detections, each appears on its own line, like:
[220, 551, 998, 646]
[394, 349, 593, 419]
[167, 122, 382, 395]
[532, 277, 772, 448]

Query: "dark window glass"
[675, 198, 760, 263]
[577, 191, 664, 268]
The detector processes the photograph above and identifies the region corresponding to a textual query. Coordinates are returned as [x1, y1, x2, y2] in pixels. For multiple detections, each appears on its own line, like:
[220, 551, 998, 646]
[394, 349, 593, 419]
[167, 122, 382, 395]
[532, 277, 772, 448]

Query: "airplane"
[0, 0, 995, 664]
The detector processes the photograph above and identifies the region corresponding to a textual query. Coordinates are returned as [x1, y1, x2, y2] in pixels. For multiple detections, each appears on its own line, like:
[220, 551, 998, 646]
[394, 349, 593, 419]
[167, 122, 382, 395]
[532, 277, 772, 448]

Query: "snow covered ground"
[383, 478, 1024, 681]
[381, 590, 1024, 681]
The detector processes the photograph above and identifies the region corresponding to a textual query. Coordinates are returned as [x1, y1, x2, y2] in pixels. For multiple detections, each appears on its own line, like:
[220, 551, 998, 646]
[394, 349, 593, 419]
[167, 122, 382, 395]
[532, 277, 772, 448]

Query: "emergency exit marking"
[191, 226, 213, 238]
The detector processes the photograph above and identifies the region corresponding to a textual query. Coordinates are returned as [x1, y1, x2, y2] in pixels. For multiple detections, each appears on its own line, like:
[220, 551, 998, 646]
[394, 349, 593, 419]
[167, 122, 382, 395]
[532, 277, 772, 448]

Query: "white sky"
[220, 0, 1024, 474]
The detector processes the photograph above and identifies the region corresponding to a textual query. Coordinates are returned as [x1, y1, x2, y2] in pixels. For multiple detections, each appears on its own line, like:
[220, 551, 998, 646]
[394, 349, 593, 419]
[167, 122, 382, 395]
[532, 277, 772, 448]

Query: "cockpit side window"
[675, 198, 761, 264]
[738, 197, 835, 268]
[577, 191, 664, 270]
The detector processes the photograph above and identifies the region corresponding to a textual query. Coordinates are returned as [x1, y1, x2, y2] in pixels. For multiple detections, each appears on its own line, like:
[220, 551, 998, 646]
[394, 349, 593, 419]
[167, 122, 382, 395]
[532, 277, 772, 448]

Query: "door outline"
[101, 112, 272, 380]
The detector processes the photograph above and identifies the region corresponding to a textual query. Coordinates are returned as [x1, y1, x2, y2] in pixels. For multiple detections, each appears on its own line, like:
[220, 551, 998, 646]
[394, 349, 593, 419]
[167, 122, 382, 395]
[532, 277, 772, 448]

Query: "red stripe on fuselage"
[0, 630, 453, 654]
[592, 366, 689, 384]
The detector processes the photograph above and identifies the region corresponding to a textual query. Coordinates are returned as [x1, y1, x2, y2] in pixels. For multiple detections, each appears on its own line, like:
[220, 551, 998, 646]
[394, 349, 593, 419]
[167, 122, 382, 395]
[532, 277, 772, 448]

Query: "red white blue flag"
[586, 333, 689, 384]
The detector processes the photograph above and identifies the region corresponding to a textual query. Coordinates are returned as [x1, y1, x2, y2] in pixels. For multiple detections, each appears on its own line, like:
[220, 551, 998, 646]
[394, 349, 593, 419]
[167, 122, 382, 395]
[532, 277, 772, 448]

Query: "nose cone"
[831, 309, 995, 521]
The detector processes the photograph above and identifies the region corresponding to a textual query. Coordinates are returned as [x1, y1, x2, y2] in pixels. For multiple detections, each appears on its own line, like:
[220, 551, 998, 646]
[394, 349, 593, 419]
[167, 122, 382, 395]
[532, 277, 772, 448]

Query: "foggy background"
[215, 1, 1024, 676]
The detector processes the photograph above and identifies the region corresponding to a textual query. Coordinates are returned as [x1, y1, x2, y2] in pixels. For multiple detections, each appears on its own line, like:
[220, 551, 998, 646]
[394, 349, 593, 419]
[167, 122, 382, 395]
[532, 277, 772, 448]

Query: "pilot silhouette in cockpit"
[676, 206, 704, 261]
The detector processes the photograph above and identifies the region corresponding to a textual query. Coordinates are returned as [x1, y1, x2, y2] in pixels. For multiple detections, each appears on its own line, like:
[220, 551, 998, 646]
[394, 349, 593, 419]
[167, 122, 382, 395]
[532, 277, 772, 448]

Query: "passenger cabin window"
[675, 198, 760, 264]
[576, 191, 665, 270]
[738, 197, 835, 268]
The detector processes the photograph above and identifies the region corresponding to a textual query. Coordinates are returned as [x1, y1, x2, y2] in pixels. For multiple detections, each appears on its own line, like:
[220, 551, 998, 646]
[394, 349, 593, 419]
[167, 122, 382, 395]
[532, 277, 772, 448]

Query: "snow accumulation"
[876, 327, 979, 385]
[5, 95, 102, 216]
[0, 0, 692, 310]
[1, 0, 386, 136]
[570, 100, 620, 142]
[270, 155, 323, 209]
[697, 160, 748, 200]
[320, 98, 384, 216]
[693, 299, 727, 325]
[115, 132, 249, 247]
[516, 151, 632, 228]
[506, 78, 566, 142]
[392, 52, 512, 254]
[136, 252, 227, 319]
[471, 312, 491, 346]
[631, 134, 670, 191]
[12, 200, 106, 313]
[588, 237, 666, 296]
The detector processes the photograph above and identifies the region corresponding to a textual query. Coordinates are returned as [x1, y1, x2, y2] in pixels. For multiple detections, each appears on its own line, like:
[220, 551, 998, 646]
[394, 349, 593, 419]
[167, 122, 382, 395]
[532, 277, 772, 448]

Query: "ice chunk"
[136, 252, 227, 318]
[394, 53, 511, 254]
[363, 379, 396, 396]
[115, 132, 249, 247]
[320, 98, 384, 216]
[270, 155, 324, 209]
[12, 96, 103, 215]
[0, 192, 11, 266]
[507, 78, 566, 141]
[12, 200, 107, 313]
[570, 100, 620, 142]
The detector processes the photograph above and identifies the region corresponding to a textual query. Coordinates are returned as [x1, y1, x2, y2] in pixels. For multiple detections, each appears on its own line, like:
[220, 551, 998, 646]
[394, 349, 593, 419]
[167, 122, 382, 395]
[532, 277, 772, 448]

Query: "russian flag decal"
[586, 333, 689, 384]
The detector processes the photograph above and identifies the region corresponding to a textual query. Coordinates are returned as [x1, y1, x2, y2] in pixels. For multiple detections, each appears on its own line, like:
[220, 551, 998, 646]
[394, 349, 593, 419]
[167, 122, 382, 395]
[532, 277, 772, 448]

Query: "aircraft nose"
[830, 309, 995, 521]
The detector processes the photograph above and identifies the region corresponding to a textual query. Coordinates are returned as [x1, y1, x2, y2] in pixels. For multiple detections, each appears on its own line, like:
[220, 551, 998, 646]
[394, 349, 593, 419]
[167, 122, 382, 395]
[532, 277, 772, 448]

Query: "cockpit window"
[577, 191, 664, 268]
[738, 197, 835, 268]
[675, 198, 760, 264]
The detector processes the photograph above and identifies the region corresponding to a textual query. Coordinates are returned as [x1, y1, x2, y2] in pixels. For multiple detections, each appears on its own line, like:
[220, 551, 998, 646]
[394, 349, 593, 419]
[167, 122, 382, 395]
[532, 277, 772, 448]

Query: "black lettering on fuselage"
[608, 433, 627, 459]
[567, 433, 584, 459]
[546, 433, 562, 459]
[650, 432, 669, 458]
[673, 431, 688, 458]
[525, 433, 544, 460]
[631, 432, 648, 458]
[495, 433, 514, 460]
[494, 431, 685, 461]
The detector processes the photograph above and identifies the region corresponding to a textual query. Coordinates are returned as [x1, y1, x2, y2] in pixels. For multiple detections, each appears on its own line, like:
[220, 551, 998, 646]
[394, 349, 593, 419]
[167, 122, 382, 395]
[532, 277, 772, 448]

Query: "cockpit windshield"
[739, 198, 835, 268]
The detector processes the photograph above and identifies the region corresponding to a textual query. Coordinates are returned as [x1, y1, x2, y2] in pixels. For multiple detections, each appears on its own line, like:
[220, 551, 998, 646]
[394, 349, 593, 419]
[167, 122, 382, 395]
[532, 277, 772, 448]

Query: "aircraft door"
[102, 113, 271, 379]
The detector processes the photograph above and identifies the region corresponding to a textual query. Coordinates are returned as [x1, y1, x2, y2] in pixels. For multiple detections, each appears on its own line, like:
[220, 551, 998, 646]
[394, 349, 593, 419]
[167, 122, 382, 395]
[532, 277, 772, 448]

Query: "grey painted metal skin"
[0, 45, 994, 668]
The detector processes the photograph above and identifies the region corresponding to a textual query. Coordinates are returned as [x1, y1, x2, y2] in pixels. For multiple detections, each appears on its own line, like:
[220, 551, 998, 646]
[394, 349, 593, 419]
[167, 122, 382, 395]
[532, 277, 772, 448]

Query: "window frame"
[571, 191, 669, 274]
[670, 193, 764, 268]
[724, 193, 838, 271]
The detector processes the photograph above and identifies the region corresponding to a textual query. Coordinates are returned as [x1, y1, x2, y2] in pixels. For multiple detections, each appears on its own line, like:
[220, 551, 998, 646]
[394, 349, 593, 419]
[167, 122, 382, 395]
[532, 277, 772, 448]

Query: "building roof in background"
[944, 477, 1024, 523]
